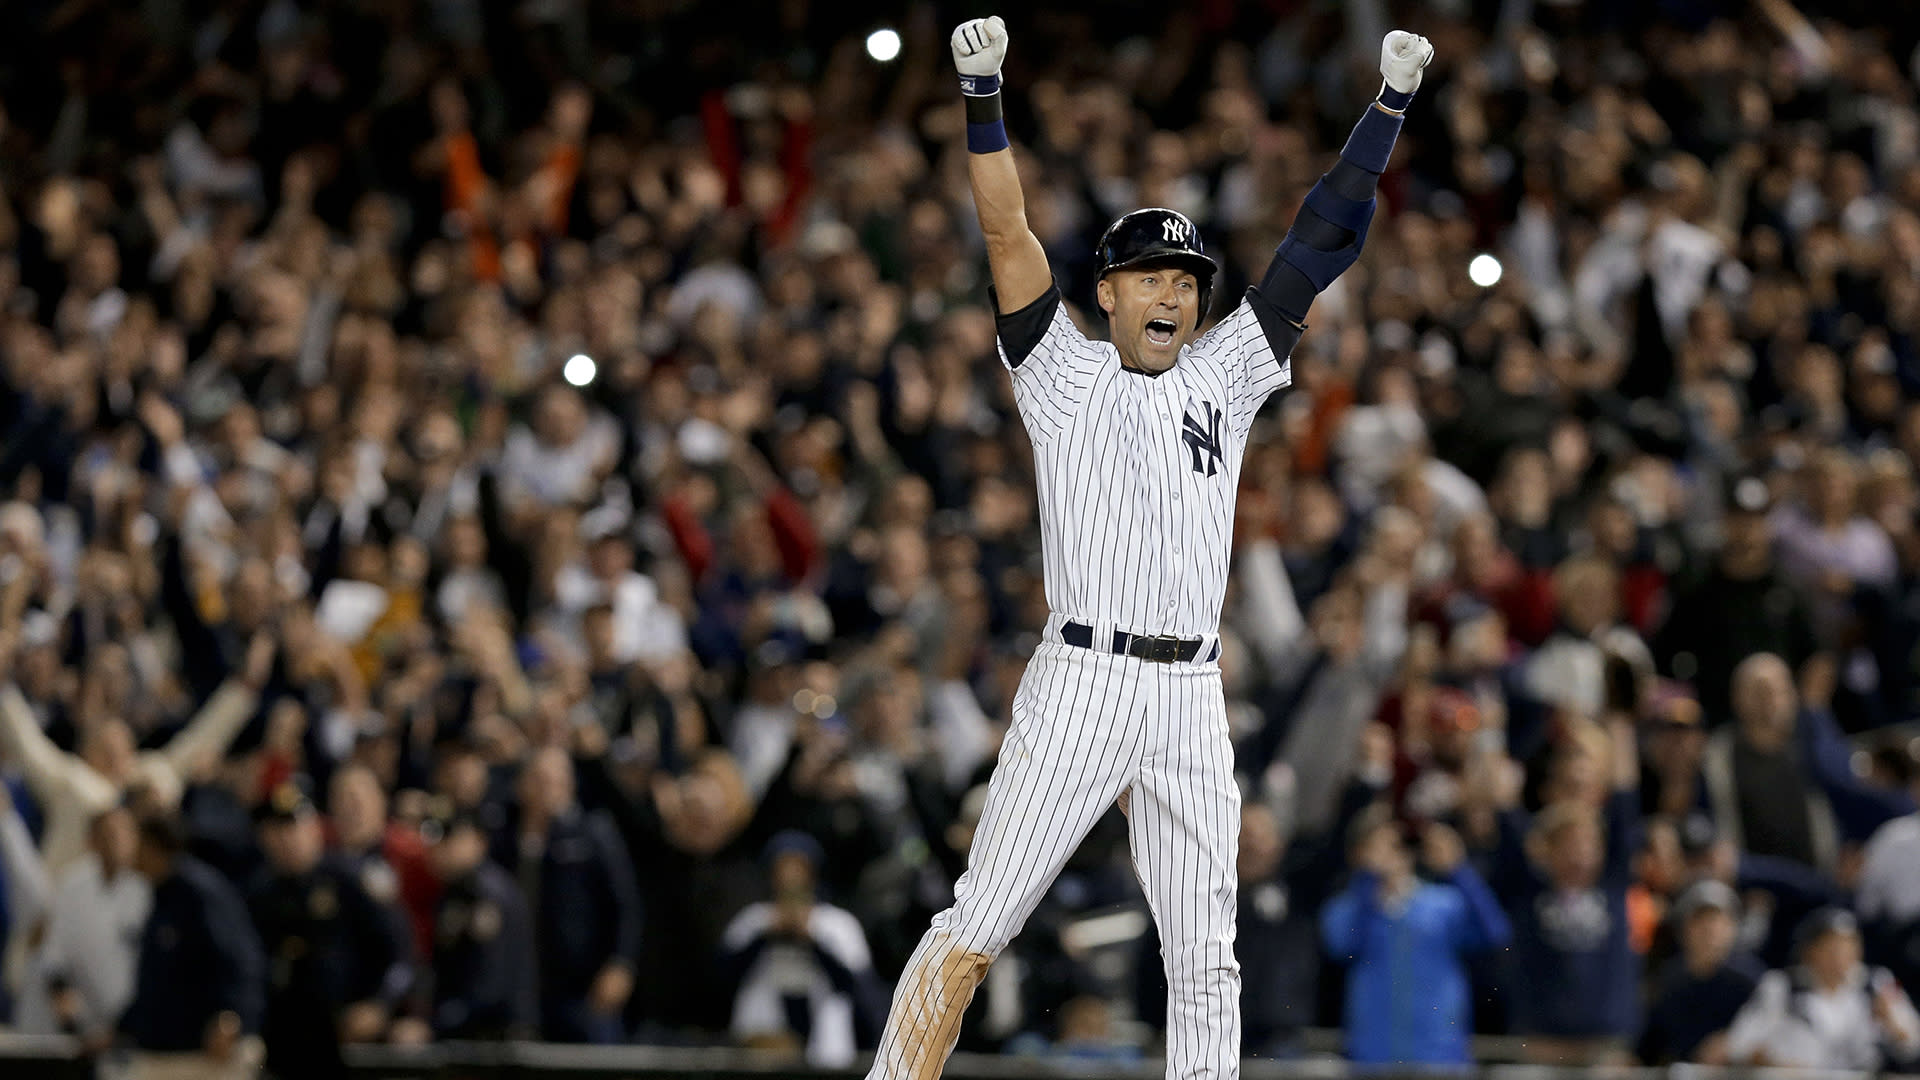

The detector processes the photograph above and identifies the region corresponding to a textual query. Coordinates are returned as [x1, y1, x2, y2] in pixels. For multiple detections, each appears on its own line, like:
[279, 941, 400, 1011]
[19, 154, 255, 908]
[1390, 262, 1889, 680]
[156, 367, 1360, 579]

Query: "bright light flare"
[1468, 253, 1504, 288]
[866, 28, 901, 62]
[563, 354, 597, 386]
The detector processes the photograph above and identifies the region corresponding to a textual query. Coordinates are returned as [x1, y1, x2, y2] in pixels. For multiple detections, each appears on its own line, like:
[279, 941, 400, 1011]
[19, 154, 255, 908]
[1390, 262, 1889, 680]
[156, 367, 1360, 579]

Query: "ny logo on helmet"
[1161, 217, 1192, 245]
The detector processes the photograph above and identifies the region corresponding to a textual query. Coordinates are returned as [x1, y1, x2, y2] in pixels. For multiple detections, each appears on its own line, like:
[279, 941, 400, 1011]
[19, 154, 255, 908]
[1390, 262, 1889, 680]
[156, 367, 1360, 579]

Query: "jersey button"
[1173, 546, 1182, 555]
[1172, 491, 1180, 500]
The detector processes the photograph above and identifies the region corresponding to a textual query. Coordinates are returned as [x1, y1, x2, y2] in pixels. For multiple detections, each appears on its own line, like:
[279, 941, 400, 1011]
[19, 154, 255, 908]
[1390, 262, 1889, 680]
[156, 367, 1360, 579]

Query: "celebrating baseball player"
[866, 16, 1434, 1080]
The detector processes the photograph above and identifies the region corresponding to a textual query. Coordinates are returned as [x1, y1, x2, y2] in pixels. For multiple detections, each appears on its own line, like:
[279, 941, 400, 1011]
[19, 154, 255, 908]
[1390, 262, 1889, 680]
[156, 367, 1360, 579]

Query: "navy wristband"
[960, 73, 1001, 97]
[1378, 84, 1415, 112]
[968, 120, 1010, 154]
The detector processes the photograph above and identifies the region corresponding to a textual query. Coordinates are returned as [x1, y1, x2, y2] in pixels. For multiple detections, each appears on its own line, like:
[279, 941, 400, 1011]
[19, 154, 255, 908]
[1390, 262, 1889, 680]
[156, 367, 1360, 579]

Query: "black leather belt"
[1061, 621, 1216, 664]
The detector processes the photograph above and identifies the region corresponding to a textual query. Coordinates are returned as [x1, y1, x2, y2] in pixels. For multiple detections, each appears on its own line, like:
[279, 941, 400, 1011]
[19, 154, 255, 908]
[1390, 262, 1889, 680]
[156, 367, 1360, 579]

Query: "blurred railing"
[0, 1034, 1893, 1080]
[338, 1044, 1898, 1080]
[333, 1044, 1896, 1080]
[0, 1034, 89, 1080]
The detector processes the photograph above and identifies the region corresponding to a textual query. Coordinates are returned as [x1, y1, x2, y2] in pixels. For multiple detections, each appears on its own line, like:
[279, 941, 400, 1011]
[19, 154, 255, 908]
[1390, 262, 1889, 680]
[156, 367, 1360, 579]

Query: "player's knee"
[933, 903, 1020, 960]
[951, 924, 1013, 962]
[1161, 939, 1239, 987]
[924, 912, 1006, 967]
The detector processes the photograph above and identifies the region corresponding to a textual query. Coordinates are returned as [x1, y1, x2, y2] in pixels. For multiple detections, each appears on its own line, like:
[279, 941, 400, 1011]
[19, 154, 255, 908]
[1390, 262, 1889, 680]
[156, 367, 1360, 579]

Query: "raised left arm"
[1258, 31, 1434, 326]
[1214, 31, 1434, 436]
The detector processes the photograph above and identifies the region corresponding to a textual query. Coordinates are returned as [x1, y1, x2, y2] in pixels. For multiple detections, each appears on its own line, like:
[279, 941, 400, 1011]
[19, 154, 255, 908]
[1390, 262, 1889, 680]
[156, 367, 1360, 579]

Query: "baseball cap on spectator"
[1672, 879, 1741, 924]
[763, 829, 826, 868]
[1794, 907, 1861, 954]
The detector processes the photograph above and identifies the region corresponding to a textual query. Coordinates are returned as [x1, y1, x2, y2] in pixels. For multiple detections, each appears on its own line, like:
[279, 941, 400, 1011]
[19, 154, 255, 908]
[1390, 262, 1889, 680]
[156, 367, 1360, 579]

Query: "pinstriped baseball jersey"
[999, 286, 1296, 639]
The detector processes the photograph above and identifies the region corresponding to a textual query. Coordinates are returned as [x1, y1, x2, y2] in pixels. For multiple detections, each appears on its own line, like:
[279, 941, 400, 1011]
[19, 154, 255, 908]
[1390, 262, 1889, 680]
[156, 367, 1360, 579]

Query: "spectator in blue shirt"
[1321, 809, 1511, 1066]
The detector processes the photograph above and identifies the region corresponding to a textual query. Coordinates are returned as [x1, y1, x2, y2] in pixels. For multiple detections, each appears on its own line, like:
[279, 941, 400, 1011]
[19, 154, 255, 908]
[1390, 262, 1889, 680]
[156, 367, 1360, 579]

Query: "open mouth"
[1145, 318, 1177, 346]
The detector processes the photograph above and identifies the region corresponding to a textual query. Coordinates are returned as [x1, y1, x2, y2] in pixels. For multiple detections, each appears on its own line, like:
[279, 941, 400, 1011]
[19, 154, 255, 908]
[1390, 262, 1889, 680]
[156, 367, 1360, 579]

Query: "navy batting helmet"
[1094, 208, 1217, 317]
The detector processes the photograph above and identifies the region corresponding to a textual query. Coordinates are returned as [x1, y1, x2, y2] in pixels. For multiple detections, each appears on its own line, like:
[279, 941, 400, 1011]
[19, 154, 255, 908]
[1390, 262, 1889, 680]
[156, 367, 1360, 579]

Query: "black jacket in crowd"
[120, 855, 267, 1052]
[500, 807, 644, 1040]
[430, 860, 538, 1040]
[247, 855, 415, 1076]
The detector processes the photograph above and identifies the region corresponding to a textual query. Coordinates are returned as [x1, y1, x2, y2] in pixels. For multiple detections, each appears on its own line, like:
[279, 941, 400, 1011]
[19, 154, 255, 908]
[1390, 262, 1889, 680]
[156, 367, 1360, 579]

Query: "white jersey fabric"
[1008, 287, 1290, 641]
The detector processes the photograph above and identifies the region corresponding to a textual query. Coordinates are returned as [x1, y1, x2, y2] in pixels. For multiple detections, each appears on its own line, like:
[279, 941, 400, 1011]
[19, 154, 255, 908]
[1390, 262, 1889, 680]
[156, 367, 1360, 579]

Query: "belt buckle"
[1137, 635, 1182, 664]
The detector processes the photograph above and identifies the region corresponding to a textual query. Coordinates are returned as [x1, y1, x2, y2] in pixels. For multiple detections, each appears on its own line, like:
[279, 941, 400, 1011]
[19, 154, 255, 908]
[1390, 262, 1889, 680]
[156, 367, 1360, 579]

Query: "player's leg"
[868, 643, 1146, 1080]
[1128, 663, 1241, 1080]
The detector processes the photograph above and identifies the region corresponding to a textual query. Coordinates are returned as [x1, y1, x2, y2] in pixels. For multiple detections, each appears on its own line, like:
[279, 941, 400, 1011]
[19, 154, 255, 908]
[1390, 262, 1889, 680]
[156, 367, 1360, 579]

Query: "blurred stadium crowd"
[3, 0, 1920, 1075]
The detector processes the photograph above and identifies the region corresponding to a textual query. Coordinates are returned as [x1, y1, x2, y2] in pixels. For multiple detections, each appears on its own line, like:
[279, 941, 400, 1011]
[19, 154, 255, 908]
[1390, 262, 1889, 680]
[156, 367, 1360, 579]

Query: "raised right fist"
[1380, 30, 1434, 96]
[951, 16, 1008, 80]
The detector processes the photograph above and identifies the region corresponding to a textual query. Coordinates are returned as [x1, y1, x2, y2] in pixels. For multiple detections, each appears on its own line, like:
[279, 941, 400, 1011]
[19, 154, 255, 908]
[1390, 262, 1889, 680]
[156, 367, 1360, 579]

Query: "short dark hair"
[1346, 802, 1399, 856]
[136, 811, 186, 857]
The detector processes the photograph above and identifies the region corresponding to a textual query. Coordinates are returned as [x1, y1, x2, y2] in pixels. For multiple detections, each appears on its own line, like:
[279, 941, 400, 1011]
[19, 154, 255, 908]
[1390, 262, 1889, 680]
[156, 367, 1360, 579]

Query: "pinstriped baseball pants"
[867, 638, 1242, 1079]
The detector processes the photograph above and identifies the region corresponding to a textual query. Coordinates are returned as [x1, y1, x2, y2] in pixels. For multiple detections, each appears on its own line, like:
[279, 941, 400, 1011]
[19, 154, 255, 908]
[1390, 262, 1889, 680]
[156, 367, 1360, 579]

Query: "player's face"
[1100, 266, 1200, 373]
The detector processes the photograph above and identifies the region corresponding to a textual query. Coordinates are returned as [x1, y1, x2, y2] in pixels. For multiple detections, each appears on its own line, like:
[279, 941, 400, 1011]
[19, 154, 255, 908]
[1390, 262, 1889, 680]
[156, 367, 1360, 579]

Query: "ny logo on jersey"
[1161, 216, 1192, 245]
[1182, 401, 1223, 476]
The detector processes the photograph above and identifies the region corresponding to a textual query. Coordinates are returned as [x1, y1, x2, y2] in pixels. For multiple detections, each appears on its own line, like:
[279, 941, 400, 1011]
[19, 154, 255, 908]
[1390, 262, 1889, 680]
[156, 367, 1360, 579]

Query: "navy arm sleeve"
[1261, 103, 1406, 322]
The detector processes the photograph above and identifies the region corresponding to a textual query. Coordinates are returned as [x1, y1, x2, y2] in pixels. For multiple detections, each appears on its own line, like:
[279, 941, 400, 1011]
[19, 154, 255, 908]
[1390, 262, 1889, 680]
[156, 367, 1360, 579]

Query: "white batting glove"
[1379, 30, 1435, 96]
[952, 16, 1008, 79]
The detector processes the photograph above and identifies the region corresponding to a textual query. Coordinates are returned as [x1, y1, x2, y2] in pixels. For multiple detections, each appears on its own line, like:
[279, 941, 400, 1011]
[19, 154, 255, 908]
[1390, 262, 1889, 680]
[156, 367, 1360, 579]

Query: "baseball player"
[866, 17, 1434, 1080]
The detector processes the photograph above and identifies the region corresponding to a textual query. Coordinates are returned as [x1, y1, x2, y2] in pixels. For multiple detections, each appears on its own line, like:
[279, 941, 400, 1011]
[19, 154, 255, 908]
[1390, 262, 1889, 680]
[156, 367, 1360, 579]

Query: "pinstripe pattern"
[1013, 298, 1286, 638]
[866, 295, 1290, 1079]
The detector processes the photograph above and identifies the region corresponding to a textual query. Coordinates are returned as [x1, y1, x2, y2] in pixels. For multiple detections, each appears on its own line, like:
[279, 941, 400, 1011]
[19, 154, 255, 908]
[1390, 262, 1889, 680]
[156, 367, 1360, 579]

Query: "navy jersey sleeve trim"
[989, 282, 1062, 369]
[1243, 286, 1304, 369]
[1258, 259, 1318, 325]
